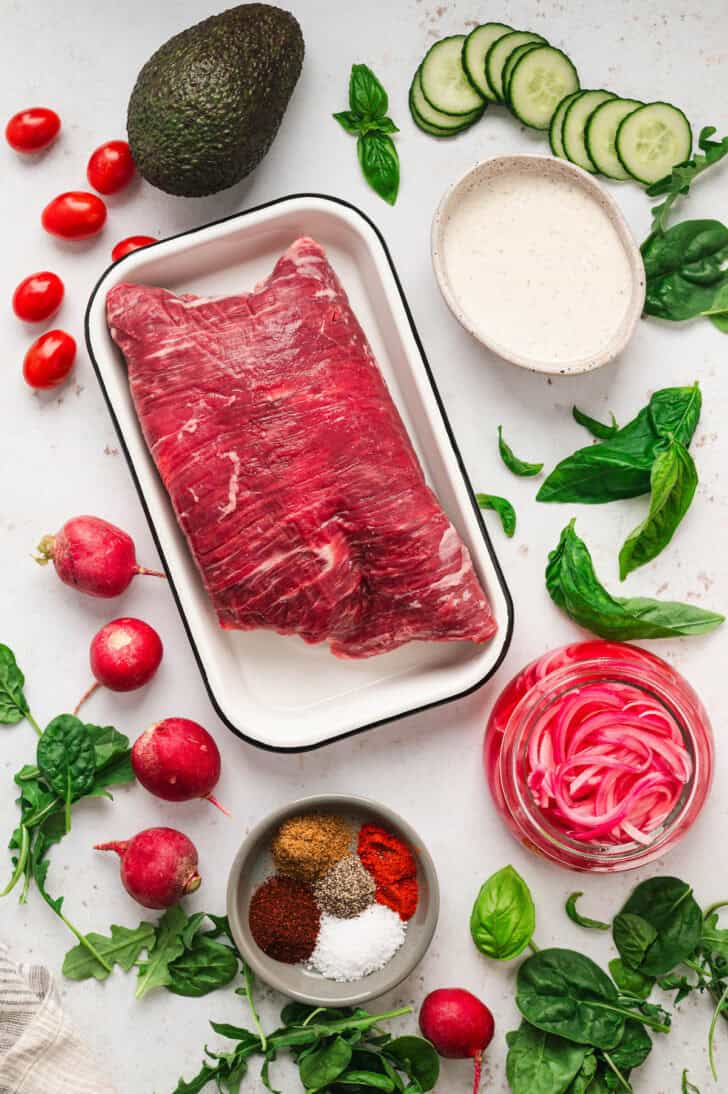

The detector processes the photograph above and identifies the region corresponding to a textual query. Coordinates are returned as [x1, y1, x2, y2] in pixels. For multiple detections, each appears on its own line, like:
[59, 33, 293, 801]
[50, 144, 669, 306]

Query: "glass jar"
[484, 641, 714, 872]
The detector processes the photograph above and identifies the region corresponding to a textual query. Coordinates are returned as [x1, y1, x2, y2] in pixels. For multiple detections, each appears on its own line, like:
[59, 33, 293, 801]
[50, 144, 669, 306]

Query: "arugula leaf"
[476, 493, 516, 537]
[135, 904, 187, 998]
[619, 439, 697, 579]
[572, 406, 619, 440]
[642, 219, 728, 322]
[357, 132, 399, 205]
[498, 425, 543, 477]
[349, 63, 388, 119]
[546, 520, 724, 639]
[647, 126, 728, 234]
[565, 892, 610, 931]
[0, 644, 30, 726]
[62, 922, 155, 981]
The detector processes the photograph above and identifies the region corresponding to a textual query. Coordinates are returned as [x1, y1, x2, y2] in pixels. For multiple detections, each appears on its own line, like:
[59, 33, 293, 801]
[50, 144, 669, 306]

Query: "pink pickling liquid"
[484, 641, 714, 872]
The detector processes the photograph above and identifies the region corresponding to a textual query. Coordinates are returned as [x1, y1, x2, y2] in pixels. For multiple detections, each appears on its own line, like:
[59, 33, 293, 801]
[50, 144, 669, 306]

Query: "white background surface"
[1, 1, 727, 1091]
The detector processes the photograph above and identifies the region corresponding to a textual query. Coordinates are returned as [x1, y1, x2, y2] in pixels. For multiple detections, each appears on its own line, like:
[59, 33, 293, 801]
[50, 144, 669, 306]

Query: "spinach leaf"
[546, 520, 724, 639]
[538, 386, 700, 504]
[565, 892, 609, 931]
[565, 1051, 598, 1094]
[619, 439, 697, 578]
[0, 644, 30, 726]
[37, 715, 96, 830]
[608, 959, 654, 1001]
[647, 127, 728, 235]
[702, 281, 728, 331]
[167, 937, 239, 997]
[470, 864, 535, 960]
[498, 425, 543, 477]
[642, 219, 728, 321]
[476, 493, 516, 537]
[84, 723, 131, 771]
[572, 407, 619, 440]
[349, 64, 388, 120]
[608, 1019, 652, 1071]
[612, 914, 659, 970]
[701, 913, 728, 962]
[135, 904, 187, 998]
[616, 877, 703, 976]
[299, 1036, 353, 1089]
[62, 921, 155, 981]
[357, 133, 399, 206]
[386, 1036, 439, 1090]
[505, 1020, 588, 1094]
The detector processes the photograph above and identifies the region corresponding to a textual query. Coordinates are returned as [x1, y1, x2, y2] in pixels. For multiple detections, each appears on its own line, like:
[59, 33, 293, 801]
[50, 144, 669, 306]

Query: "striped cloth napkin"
[0, 944, 115, 1094]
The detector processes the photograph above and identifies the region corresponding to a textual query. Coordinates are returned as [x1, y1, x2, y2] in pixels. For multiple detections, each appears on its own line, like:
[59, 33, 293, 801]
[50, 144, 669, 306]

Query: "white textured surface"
[1, 1, 727, 1091]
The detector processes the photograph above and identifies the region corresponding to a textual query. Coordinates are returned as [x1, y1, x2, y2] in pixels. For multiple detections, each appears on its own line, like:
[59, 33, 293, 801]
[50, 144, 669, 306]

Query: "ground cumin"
[271, 812, 352, 883]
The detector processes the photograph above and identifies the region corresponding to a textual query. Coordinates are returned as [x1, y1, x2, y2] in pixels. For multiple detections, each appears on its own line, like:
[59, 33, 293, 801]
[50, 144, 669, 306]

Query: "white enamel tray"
[85, 194, 513, 751]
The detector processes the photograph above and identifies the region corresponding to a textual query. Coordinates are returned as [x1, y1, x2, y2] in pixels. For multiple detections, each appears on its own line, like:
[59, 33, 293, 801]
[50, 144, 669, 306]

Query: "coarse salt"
[308, 904, 406, 982]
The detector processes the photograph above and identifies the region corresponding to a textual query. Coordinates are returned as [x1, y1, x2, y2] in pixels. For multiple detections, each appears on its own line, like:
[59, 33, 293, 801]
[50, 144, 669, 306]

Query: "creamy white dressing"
[441, 170, 633, 367]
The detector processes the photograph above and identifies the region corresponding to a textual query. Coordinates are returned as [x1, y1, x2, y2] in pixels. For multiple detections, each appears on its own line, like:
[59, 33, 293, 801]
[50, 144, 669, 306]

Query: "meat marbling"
[106, 237, 496, 657]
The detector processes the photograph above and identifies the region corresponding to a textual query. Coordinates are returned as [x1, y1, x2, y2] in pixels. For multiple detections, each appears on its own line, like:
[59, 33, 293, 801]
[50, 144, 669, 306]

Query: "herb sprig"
[334, 64, 400, 204]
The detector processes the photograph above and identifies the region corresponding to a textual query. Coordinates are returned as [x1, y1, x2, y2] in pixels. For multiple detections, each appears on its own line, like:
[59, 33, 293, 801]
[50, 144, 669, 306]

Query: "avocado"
[127, 4, 304, 197]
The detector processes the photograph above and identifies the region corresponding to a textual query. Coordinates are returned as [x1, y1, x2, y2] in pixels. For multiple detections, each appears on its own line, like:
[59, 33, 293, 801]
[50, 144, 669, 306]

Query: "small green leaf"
[349, 63, 388, 119]
[565, 892, 610, 931]
[613, 913, 658, 969]
[37, 716, 96, 802]
[647, 126, 728, 234]
[498, 426, 543, 477]
[299, 1036, 352, 1089]
[572, 406, 619, 440]
[135, 905, 187, 998]
[476, 493, 516, 537]
[333, 110, 363, 135]
[357, 132, 399, 205]
[608, 958, 654, 1000]
[506, 1020, 588, 1094]
[0, 644, 29, 725]
[167, 937, 239, 997]
[362, 116, 399, 135]
[62, 922, 155, 981]
[386, 1036, 439, 1090]
[470, 865, 535, 960]
[619, 439, 697, 579]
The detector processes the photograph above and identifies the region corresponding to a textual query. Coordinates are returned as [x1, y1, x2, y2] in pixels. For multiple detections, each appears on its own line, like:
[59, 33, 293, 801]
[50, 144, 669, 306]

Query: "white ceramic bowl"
[431, 154, 646, 375]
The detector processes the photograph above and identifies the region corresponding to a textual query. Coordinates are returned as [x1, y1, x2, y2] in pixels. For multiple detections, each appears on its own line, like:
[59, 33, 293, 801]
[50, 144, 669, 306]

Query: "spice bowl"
[226, 794, 440, 1006]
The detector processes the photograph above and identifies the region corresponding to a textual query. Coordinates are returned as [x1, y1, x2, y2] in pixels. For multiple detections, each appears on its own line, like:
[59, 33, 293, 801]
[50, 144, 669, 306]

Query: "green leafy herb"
[470, 865, 535, 961]
[619, 439, 697, 579]
[386, 1035, 440, 1088]
[348, 63, 389, 119]
[299, 1036, 352, 1088]
[566, 892, 610, 931]
[357, 132, 399, 205]
[498, 425, 543, 477]
[62, 922, 155, 981]
[167, 936, 239, 998]
[135, 905, 188, 998]
[334, 64, 400, 204]
[615, 878, 703, 977]
[572, 406, 619, 440]
[608, 959, 654, 1001]
[613, 914, 659, 972]
[647, 126, 728, 235]
[546, 520, 724, 639]
[642, 218, 728, 324]
[505, 1020, 588, 1094]
[37, 715, 97, 832]
[608, 1018, 652, 1072]
[0, 644, 32, 727]
[476, 493, 517, 537]
[538, 386, 701, 504]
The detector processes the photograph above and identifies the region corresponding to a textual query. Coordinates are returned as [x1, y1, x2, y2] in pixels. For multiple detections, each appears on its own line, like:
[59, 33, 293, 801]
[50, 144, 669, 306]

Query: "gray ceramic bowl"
[227, 794, 440, 1006]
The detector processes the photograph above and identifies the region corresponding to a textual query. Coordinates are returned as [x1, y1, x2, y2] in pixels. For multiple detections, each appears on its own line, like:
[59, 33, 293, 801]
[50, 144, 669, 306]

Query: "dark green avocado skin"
[127, 4, 304, 197]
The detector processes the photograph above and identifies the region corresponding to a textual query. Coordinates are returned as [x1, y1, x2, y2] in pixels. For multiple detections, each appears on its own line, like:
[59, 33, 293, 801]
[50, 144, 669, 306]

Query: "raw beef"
[106, 237, 496, 657]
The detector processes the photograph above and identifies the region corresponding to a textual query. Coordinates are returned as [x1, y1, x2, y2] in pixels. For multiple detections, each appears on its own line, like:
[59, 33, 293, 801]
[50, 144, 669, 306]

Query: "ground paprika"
[248, 875, 320, 963]
[357, 823, 419, 921]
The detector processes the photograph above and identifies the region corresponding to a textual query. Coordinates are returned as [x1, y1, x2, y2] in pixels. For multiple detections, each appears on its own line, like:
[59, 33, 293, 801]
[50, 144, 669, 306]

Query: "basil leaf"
[619, 439, 697, 579]
[648, 382, 702, 444]
[612, 913, 658, 970]
[546, 520, 724, 639]
[0, 644, 29, 725]
[349, 63, 388, 120]
[572, 406, 619, 440]
[334, 110, 364, 134]
[476, 493, 516, 537]
[565, 892, 610, 931]
[135, 904, 187, 998]
[357, 132, 399, 205]
[616, 877, 703, 976]
[608, 959, 654, 1001]
[470, 865, 535, 960]
[363, 116, 399, 135]
[386, 1036, 439, 1090]
[642, 219, 728, 321]
[62, 921, 155, 981]
[167, 936, 239, 997]
[647, 127, 728, 234]
[498, 425, 543, 477]
[36, 715, 96, 801]
[299, 1035, 352, 1088]
[506, 1021, 588, 1094]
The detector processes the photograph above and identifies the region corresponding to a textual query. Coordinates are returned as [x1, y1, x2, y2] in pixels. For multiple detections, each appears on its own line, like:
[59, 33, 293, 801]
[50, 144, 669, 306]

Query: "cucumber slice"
[420, 35, 485, 116]
[503, 42, 544, 104]
[462, 23, 513, 101]
[549, 90, 583, 158]
[485, 30, 545, 103]
[585, 97, 643, 180]
[409, 70, 484, 136]
[616, 101, 693, 185]
[563, 89, 615, 171]
[508, 46, 580, 129]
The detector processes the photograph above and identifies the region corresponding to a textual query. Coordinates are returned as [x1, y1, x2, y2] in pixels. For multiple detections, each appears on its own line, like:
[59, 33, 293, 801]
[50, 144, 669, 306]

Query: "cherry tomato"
[5, 107, 61, 153]
[41, 191, 107, 240]
[87, 140, 136, 195]
[23, 330, 76, 390]
[12, 271, 64, 323]
[111, 235, 157, 262]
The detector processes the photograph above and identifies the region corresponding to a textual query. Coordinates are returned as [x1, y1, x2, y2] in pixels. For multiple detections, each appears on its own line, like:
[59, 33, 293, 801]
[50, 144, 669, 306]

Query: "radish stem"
[206, 793, 231, 817]
[73, 681, 99, 716]
[472, 1051, 483, 1093]
[136, 565, 166, 578]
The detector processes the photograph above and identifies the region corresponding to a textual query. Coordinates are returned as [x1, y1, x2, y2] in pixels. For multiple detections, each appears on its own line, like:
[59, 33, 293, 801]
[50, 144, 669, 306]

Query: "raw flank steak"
[106, 237, 496, 657]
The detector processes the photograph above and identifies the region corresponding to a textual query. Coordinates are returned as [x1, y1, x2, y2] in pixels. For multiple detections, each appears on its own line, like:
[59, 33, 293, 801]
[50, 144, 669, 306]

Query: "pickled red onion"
[525, 682, 691, 846]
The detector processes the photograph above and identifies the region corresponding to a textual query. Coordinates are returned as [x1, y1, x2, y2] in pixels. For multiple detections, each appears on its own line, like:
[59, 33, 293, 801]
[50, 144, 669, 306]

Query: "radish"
[131, 718, 229, 815]
[36, 515, 165, 598]
[95, 826, 201, 909]
[419, 988, 494, 1093]
[75, 617, 163, 713]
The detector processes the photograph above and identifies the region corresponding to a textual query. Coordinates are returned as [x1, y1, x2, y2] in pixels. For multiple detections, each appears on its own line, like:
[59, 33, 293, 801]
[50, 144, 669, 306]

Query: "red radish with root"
[95, 826, 201, 909]
[36, 515, 165, 598]
[419, 988, 494, 1093]
[75, 617, 163, 713]
[132, 718, 229, 815]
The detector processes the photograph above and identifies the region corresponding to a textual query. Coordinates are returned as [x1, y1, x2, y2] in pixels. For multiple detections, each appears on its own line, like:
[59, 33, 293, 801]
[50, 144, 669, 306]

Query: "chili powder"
[248, 876, 320, 963]
[357, 823, 419, 921]
[375, 877, 419, 922]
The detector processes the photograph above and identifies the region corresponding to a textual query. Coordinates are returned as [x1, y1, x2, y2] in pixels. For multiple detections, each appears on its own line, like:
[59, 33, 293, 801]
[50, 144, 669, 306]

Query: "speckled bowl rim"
[226, 793, 440, 1007]
[431, 153, 646, 376]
